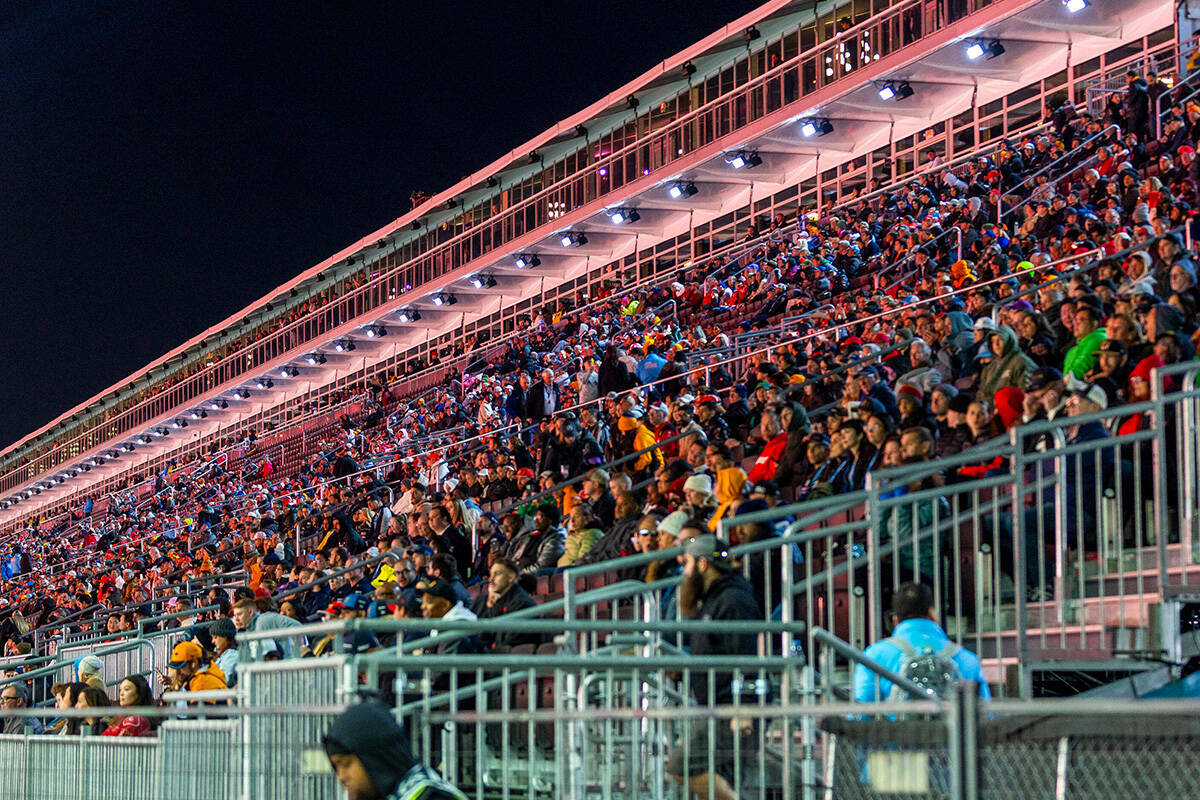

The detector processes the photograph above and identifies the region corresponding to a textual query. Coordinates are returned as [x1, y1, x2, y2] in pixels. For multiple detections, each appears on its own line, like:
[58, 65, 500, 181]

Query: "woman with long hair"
[102, 674, 155, 737]
[74, 685, 112, 736]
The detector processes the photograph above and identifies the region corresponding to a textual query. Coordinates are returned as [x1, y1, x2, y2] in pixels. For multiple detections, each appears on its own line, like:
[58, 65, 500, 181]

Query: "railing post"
[1010, 427, 1030, 697]
[863, 474, 884, 643]
[946, 683, 980, 800]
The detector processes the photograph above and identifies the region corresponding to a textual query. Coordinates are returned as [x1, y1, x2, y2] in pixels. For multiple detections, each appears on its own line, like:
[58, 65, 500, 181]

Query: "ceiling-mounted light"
[681, 60, 696, 78]
[280, 366, 300, 378]
[625, 94, 639, 110]
[1064, 0, 1088, 10]
[333, 339, 356, 352]
[560, 232, 588, 248]
[397, 308, 422, 322]
[574, 124, 588, 138]
[172, 418, 188, 429]
[608, 208, 641, 225]
[364, 325, 388, 338]
[210, 398, 229, 410]
[878, 80, 914, 101]
[255, 378, 274, 390]
[967, 39, 1004, 60]
[234, 388, 251, 399]
[727, 150, 762, 169]
[800, 118, 834, 137]
[138, 435, 152, 445]
[305, 353, 327, 365]
[514, 254, 540, 269]
[668, 181, 698, 199]
[744, 25, 761, 42]
[190, 408, 209, 419]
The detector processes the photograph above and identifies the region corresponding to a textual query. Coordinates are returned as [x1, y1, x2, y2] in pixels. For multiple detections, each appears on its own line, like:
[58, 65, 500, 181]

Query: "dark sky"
[0, 0, 763, 450]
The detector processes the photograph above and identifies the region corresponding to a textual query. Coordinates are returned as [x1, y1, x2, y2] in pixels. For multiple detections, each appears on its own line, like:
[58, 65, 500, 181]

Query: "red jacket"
[747, 433, 788, 483]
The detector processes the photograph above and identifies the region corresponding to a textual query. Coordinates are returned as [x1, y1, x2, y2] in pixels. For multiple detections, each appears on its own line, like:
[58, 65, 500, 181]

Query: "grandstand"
[1, 0, 1199, 797]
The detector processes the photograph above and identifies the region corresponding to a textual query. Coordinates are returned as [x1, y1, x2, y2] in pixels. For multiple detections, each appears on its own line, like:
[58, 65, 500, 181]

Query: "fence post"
[946, 683, 980, 800]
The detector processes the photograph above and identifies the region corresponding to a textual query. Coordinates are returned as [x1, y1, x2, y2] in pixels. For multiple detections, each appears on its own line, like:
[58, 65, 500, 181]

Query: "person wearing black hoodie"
[323, 703, 465, 800]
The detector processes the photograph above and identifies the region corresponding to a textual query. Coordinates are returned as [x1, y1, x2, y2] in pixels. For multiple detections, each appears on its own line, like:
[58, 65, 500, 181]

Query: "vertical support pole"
[947, 683, 979, 800]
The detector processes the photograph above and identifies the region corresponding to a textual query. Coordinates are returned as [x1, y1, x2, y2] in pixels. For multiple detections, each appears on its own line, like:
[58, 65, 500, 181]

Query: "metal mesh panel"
[241, 660, 344, 800]
[157, 720, 239, 800]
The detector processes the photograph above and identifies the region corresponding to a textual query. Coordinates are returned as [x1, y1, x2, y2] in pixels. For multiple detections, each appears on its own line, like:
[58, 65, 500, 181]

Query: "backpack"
[883, 636, 962, 701]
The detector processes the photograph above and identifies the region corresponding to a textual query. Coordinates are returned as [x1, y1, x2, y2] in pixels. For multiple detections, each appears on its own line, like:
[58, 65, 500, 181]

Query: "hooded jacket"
[323, 703, 465, 800]
[979, 325, 1036, 398]
[771, 402, 813, 487]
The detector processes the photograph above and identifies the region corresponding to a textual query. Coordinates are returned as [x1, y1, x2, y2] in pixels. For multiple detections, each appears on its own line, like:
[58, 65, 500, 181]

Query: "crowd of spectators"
[1, 75, 1199, 730]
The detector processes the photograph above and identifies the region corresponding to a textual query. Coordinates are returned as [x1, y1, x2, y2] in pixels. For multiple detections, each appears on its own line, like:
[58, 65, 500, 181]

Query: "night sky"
[1, 0, 762, 450]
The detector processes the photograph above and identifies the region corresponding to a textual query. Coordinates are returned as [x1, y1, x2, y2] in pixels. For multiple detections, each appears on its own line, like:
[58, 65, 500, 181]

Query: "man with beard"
[666, 532, 764, 800]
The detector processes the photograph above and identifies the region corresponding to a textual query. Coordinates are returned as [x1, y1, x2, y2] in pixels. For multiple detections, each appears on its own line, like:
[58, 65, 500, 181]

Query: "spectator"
[232, 598, 302, 661]
[74, 686, 112, 736]
[415, 579, 479, 657]
[102, 675, 155, 737]
[76, 655, 105, 691]
[162, 641, 227, 696]
[558, 505, 602, 567]
[209, 617, 239, 688]
[471, 557, 536, 651]
[323, 703, 466, 800]
[1, 684, 44, 734]
[853, 582, 989, 702]
[665, 534, 763, 800]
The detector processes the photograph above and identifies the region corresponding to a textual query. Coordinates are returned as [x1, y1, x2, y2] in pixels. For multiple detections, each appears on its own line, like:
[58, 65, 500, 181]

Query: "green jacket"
[1063, 328, 1107, 379]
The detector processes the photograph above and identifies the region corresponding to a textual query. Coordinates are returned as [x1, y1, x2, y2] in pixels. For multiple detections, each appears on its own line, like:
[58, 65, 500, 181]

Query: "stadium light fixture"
[877, 81, 914, 101]
[255, 378, 274, 390]
[333, 339, 356, 352]
[727, 150, 762, 169]
[234, 388, 251, 399]
[560, 232, 588, 248]
[397, 309, 422, 322]
[305, 353, 327, 366]
[190, 408, 209, 419]
[138, 435, 153, 445]
[966, 39, 1004, 60]
[668, 181, 698, 199]
[280, 366, 300, 378]
[431, 293, 458, 307]
[514, 254, 540, 269]
[801, 118, 834, 137]
[209, 398, 229, 410]
[364, 325, 388, 338]
[172, 418, 188, 429]
[608, 208, 641, 225]
[1064, 0, 1088, 10]
[469, 274, 498, 288]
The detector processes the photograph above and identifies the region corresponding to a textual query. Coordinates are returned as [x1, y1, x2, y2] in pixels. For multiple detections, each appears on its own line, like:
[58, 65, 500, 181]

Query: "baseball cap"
[1067, 377, 1108, 409]
[1098, 339, 1127, 356]
[973, 317, 998, 332]
[1027, 367, 1064, 392]
[515, 468, 535, 479]
[683, 535, 735, 570]
[169, 641, 204, 668]
[418, 579, 458, 604]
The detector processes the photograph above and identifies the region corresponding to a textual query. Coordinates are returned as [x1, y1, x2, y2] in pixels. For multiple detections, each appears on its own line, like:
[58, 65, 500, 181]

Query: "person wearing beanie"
[76, 655, 105, 691]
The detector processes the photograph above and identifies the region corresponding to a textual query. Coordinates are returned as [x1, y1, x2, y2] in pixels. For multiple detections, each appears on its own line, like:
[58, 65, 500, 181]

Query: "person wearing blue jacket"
[854, 583, 990, 702]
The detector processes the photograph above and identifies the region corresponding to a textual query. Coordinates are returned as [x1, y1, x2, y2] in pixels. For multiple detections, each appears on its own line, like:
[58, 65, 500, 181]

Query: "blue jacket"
[853, 618, 990, 702]
[636, 353, 668, 384]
